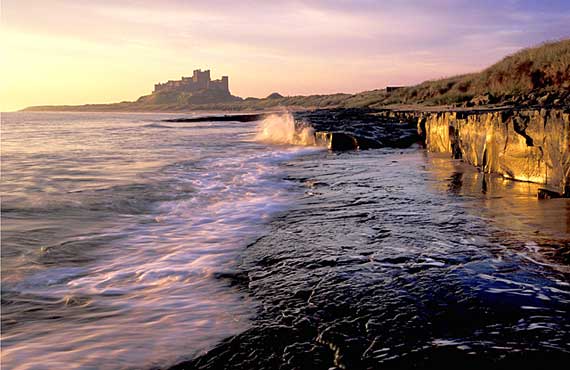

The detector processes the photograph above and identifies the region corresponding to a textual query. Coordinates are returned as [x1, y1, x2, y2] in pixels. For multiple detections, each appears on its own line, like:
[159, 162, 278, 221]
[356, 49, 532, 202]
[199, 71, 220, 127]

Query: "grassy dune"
[383, 39, 570, 107]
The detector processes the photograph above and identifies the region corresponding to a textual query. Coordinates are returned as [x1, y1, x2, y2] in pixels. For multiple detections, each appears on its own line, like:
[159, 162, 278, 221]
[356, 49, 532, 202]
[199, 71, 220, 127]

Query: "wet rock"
[355, 136, 383, 150]
[281, 342, 331, 370]
[164, 113, 267, 123]
[297, 106, 570, 193]
[369, 104, 570, 193]
[538, 188, 562, 199]
[213, 271, 250, 287]
[378, 108, 570, 195]
[169, 146, 570, 370]
[315, 132, 358, 151]
[296, 109, 420, 151]
[293, 288, 312, 300]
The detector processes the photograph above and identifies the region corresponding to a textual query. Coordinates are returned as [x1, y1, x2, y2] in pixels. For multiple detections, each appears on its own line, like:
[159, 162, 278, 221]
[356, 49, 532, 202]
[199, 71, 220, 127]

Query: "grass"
[386, 39, 570, 106]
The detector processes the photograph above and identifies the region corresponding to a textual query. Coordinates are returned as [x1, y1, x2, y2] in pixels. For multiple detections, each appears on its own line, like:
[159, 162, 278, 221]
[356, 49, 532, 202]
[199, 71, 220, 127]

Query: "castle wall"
[220, 76, 229, 92]
[153, 70, 229, 94]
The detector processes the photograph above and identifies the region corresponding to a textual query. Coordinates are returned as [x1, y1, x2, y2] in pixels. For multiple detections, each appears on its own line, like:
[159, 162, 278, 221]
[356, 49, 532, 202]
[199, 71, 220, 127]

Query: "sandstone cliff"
[298, 107, 570, 196]
[373, 108, 570, 196]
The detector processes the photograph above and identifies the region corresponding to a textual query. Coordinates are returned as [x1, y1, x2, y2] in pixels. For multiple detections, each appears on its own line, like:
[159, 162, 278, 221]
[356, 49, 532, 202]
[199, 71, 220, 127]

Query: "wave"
[1, 143, 321, 369]
[144, 123, 174, 128]
[255, 113, 318, 146]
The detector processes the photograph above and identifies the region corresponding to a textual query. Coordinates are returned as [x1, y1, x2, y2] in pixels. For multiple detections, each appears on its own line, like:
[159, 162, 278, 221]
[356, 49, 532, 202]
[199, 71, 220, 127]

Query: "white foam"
[255, 113, 318, 146]
[2, 133, 322, 370]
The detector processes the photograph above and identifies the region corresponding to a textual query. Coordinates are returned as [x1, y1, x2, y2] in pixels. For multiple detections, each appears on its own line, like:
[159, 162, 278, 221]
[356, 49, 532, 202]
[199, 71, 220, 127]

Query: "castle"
[153, 69, 229, 94]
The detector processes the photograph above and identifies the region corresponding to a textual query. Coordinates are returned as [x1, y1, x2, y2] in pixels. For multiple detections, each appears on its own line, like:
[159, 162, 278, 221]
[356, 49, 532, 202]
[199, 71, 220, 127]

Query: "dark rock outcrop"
[164, 113, 267, 123]
[315, 131, 359, 151]
[294, 109, 421, 151]
[294, 107, 569, 196]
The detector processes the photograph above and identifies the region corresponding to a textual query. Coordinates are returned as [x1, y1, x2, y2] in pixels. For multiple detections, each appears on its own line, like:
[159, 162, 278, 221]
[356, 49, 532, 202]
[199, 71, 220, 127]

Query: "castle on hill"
[153, 69, 229, 94]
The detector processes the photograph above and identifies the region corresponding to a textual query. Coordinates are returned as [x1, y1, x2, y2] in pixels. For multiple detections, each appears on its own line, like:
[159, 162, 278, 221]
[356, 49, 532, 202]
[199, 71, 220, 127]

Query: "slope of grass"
[383, 39, 570, 106]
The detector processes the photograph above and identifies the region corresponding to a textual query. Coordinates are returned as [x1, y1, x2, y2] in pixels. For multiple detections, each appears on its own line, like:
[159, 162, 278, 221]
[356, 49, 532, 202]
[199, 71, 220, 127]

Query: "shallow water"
[1, 112, 321, 369]
[175, 148, 570, 369]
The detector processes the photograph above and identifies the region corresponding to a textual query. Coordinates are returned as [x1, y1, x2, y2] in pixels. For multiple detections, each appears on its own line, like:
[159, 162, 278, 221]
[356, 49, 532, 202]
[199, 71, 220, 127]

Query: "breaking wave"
[255, 113, 317, 146]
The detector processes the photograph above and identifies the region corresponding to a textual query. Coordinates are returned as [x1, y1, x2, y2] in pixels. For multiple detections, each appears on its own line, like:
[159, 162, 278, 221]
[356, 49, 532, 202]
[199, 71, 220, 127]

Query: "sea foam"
[255, 113, 317, 146]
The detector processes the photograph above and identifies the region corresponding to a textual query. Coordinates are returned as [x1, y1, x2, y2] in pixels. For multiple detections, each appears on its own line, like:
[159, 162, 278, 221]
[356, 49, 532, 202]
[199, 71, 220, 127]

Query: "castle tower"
[192, 69, 211, 89]
[220, 76, 229, 92]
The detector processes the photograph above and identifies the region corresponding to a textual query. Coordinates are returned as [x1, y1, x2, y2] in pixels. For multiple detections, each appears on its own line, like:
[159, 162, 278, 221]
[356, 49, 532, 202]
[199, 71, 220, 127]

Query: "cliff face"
[302, 107, 570, 196]
[416, 109, 570, 195]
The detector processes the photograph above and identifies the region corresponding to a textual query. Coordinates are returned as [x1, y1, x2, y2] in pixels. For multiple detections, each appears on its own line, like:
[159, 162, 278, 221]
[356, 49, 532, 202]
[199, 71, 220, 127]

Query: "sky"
[1, 0, 570, 111]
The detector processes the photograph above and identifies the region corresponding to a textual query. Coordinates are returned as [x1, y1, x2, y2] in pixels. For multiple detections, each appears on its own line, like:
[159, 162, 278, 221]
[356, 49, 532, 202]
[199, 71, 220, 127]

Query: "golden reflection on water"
[425, 153, 570, 272]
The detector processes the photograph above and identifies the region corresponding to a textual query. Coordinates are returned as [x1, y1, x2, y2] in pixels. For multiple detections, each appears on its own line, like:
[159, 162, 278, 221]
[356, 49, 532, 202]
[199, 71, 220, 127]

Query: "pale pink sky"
[1, 0, 569, 110]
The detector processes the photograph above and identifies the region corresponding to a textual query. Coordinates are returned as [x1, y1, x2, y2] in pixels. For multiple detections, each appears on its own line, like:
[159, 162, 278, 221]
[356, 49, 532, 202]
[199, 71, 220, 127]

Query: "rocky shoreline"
[165, 107, 569, 197]
[296, 107, 570, 197]
[375, 108, 569, 197]
[158, 106, 570, 369]
[167, 116, 570, 370]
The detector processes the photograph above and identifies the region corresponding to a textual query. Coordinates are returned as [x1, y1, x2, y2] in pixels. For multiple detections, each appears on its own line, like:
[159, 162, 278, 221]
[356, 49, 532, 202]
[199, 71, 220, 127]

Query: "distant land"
[23, 39, 569, 112]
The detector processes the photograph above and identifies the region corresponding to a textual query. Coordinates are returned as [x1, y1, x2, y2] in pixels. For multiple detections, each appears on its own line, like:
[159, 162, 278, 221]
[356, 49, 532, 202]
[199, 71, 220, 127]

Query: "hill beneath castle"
[136, 88, 241, 107]
[23, 39, 570, 112]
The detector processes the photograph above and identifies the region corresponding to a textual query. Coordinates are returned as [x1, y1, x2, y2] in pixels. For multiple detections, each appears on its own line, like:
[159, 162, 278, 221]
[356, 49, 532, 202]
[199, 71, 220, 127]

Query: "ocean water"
[1, 112, 321, 369]
[2, 112, 570, 369]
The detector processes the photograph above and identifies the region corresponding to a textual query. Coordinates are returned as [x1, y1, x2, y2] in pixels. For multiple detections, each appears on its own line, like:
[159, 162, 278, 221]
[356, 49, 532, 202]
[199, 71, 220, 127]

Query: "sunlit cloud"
[1, 0, 569, 111]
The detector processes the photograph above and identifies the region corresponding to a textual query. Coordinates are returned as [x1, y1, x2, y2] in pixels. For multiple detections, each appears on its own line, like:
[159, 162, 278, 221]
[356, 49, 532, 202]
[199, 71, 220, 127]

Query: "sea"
[1, 112, 569, 369]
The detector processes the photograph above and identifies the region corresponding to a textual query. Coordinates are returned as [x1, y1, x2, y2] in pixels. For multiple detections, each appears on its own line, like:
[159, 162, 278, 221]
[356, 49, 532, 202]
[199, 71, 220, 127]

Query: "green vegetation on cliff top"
[24, 39, 570, 112]
[386, 38, 570, 107]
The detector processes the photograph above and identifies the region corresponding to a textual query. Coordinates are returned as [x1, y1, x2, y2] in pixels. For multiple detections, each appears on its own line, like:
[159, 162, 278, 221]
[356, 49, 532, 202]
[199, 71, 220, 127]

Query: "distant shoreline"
[21, 40, 570, 113]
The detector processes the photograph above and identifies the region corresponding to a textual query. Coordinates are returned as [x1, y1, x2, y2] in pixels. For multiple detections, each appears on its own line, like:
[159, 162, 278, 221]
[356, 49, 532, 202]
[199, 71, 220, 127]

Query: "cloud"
[1, 0, 569, 110]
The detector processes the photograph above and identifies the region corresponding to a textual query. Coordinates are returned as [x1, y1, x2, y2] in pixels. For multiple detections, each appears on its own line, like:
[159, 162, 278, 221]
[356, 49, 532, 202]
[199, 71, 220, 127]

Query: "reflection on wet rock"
[420, 109, 570, 196]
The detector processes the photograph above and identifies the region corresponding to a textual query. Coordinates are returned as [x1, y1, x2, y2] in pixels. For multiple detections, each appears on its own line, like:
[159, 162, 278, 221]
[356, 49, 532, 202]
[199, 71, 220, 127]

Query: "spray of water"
[255, 113, 316, 146]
